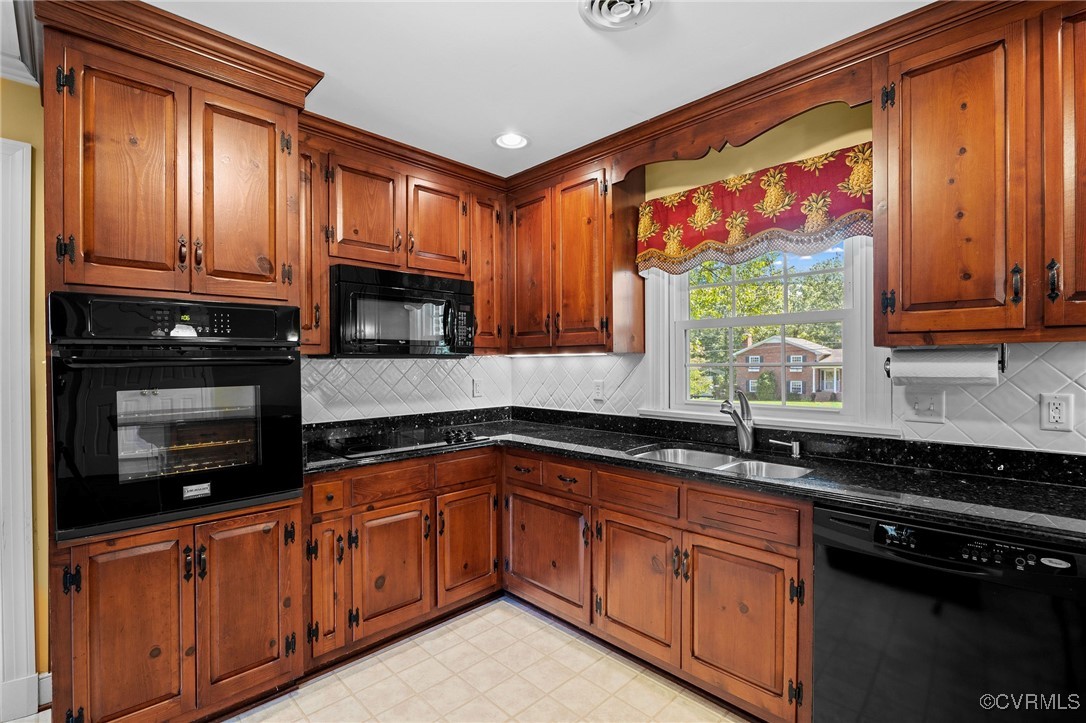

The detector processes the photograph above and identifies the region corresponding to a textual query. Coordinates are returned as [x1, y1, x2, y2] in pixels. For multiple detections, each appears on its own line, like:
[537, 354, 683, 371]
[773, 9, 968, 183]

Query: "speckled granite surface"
[304, 408, 1086, 546]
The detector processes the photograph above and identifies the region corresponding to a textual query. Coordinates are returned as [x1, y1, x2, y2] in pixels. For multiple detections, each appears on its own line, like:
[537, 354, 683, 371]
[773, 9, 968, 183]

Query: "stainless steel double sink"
[625, 443, 812, 479]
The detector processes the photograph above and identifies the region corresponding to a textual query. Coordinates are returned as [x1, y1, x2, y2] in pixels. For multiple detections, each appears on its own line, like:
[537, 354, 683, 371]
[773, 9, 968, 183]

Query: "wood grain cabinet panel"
[70, 528, 196, 723]
[59, 44, 190, 293]
[298, 142, 329, 352]
[509, 190, 554, 349]
[470, 193, 505, 350]
[328, 151, 406, 267]
[882, 21, 1028, 333]
[681, 532, 799, 723]
[1044, 4, 1086, 326]
[503, 485, 591, 623]
[553, 171, 608, 348]
[407, 176, 469, 275]
[308, 517, 348, 659]
[593, 509, 682, 668]
[436, 483, 499, 607]
[351, 499, 434, 639]
[195, 508, 298, 707]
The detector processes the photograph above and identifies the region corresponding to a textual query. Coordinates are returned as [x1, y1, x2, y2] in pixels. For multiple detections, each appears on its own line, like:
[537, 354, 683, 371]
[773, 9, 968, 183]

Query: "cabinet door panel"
[309, 517, 348, 659]
[471, 194, 504, 350]
[351, 499, 433, 639]
[509, 190, 553, 349]
[681, 532, 798, 723]
[886, 23, 1027, 332]
[299, 144, 329, 352]
[196, 508, 297, 706]
[1044, 6, 1086, 325]
[594, 509, 681, 668]
[71, 528, 195, 722]
[554, 172, 608, 347]
[329, 152, 406, 267]
[437, 482, 499, 607]
[190, 89, 292, 300]
[62, 45, 190, 292]
[504, 485, 590, 623]
[407, 176, 469, 275]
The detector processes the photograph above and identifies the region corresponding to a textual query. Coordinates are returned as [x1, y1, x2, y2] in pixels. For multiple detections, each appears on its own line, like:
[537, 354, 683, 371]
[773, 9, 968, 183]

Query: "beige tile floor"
[14, 597, 750, 723]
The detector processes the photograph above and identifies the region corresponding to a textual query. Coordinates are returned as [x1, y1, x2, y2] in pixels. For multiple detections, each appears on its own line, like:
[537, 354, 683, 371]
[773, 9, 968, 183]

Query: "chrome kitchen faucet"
[720, 390, 754, 454]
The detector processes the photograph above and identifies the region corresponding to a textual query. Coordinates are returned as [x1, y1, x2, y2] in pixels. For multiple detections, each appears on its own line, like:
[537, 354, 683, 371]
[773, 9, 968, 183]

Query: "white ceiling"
[7, 1, 930, 177]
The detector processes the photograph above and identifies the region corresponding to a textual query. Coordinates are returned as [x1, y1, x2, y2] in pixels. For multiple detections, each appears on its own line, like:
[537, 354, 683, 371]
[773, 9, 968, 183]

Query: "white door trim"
[0, 137, 37, 722]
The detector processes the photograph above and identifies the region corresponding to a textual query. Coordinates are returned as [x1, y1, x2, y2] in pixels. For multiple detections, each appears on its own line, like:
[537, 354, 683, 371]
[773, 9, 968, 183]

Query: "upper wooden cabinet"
[470, 193, 505, 351]
[40, 12, 321, 303]
[298, 143, 329, 352]
[554, 171, 608, 348]
[875, 5, 1086, 344]
[1043, 4, 1086, 327]
[407, 176, 470, 275]
[509, 188, 554, 349]
[328, 149, 406, 267]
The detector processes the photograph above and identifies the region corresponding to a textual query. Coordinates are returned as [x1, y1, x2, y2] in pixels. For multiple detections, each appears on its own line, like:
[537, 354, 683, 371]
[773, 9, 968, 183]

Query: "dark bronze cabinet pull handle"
[473, 314, 479, 338]
[438, 511, 445, 536]
[314, 303, 321, 329]
[178, 234, 188, 270]
[557, 474, 578, 485]
[545, 314, 550, 334]
[513, 465, 533, 474]
[1010, 263, 1023, 305]
[461, 249, 468, 264]
[336, 535, 345, 563]
[325, 493, 334, 502]
[423, 514, 431, 539]
[196, 545, 208, 580]
[555, 313, 561, 336]
[193, 238, 204, 271]
[681, 549, 690, 581]
[1047, 258, 1061, 302]
[395, 229, 403, 250]
[672, 547, 681, 578]
[183, 545, 193, 582]
[408, 231, 416, 253]
[582, 521, 590, 547]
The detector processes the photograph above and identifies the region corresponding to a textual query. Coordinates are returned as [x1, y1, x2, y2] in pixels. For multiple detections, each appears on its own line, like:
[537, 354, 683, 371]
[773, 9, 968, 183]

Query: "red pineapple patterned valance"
[636, 143, 874, 275]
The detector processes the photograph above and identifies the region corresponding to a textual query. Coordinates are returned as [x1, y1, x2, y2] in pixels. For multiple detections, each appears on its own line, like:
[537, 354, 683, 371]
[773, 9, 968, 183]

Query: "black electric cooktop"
[318, 427, 488, 459]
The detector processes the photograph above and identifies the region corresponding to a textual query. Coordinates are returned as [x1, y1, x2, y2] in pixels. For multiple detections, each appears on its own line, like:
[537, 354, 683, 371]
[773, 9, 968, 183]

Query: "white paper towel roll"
[888, 348, 1001, 386]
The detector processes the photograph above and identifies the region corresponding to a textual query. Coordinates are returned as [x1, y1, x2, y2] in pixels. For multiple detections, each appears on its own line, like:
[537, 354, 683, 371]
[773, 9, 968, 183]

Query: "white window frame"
[747, 379, 758, 393]
[788, 354, 804, 372]
[789, 380, 804, 395]
[637, 236, 896, 437]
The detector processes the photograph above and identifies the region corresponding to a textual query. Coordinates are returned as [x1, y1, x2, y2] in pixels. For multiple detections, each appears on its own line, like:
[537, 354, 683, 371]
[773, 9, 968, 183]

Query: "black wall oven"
[331, 265, 474, 357]
[50, 293, 302, 540]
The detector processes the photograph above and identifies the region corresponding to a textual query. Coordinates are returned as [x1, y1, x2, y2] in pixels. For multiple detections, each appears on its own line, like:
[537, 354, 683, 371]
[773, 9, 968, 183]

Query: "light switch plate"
[471, 378, 483, 398]
[903, 389, 945, 423]
[1039, 393, 1073, 431]
[592, 380, 605, 401]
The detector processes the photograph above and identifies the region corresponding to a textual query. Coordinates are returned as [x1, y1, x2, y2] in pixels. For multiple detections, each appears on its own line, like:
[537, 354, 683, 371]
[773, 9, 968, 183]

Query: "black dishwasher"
[814, 506, 1086, 722]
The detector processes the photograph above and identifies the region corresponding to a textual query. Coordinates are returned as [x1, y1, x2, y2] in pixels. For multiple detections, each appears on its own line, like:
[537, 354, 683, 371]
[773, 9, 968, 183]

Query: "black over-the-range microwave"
[330, 265, 474, 357]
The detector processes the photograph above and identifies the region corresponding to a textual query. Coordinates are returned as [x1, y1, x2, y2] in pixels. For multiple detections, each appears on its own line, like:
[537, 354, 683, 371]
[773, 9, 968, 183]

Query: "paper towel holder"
[883, 343, 1008, 379]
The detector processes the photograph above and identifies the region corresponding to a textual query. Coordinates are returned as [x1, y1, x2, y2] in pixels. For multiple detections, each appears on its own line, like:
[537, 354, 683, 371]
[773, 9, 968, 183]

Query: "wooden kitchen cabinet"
[328, 149, 406, 267]
[553, 170, 608, 347]
[593, 508, 682, 668]
[307, 517, 348, 658]
[681, 531, 800, 723]
[1043, 3, 1086, 327]
[350, 498, 434, 639]
[503, 483, 592, 624]
[298, 142, 329, 352]
[194, 507, 301, 707]
[436, 482, 500, 608]
[68, 527, 196, 723]
[46, 31, 306, 302]
[407, 175, 470, 275]
[509, 189, 553, 349]
[470, 193, 505, 351]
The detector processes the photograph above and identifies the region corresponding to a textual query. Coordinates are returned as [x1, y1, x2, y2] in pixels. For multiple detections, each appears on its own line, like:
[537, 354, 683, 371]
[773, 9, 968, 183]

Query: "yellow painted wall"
[0, 77, 48, 673]
[645, 102, 872, 199]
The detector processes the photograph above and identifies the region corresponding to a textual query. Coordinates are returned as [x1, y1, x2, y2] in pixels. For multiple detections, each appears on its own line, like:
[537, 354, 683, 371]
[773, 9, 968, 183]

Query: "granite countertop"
[305, 419, 1086, 546]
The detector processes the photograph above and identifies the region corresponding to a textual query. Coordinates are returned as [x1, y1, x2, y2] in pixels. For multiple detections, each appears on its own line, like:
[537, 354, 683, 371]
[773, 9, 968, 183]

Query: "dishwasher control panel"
[875, 522, 1078, 576]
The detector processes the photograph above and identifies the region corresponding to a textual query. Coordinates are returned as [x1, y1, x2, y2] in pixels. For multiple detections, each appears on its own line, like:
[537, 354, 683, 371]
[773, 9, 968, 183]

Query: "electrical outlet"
[471, 378, 483, 398]
[592, 380, 605, 401]
[903, 389, 945, 423]
[1039, 393, 1073, 432]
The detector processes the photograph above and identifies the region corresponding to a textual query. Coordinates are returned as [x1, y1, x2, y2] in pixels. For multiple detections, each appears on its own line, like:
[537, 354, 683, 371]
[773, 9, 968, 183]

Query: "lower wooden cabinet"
[503, 483, 592, 624]
[58, 504, 301, 723]
[308, 517, 348, 658]
[436, 483, 499, 608]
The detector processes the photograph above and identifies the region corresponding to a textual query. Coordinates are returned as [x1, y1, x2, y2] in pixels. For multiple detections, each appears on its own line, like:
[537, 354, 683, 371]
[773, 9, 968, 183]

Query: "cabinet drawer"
[312, 481, 344, 514]
[541, 460, 591, 498]
[597, 470, 679, 519]
[504, 454, 542, 485]
[350, 462, 432, 505]
[436, 450, 498, 487]
[687, 489, 799, 547]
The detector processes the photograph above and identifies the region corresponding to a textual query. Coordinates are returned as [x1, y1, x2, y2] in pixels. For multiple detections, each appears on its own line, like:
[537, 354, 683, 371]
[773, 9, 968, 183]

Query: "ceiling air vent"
[579, 1, 654, 32]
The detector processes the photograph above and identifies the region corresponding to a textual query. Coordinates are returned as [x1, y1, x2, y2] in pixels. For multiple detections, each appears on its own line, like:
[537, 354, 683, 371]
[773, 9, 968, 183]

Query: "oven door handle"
[56, 354, 297, 368]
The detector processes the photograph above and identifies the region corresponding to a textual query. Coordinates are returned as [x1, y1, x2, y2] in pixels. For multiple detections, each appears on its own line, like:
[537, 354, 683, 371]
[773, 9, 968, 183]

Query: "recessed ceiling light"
[580, 0, 654, 32]
[495, 132, 529, 150]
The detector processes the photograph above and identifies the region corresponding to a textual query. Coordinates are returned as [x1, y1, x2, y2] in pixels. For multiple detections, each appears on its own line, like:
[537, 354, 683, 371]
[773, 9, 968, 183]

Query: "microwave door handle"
[442, 304, 454, 348]
[57, 354, 297, 369]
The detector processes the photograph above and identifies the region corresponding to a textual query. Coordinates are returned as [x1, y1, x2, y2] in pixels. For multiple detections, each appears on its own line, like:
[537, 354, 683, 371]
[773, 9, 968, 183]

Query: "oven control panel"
[876, 523, 1078, 576]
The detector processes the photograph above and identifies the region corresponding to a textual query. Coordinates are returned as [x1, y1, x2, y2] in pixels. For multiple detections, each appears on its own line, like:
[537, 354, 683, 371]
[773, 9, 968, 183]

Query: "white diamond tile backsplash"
[511, 354, 647, 416]
[301, 357, 512, 423]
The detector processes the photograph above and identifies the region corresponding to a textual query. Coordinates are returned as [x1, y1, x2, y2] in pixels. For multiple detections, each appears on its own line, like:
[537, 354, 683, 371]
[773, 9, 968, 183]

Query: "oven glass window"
[115, 385, 261, 482]
[351, 293, 447, 345]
